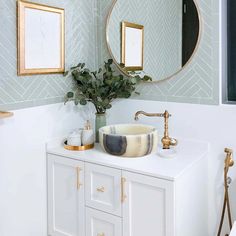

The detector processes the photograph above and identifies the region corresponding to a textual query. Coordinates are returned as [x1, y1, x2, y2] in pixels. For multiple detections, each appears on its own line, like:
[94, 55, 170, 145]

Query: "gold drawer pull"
[96, 186, 105, 192]
[121, 177, 127, 203]
[76, 167, 83, 190]
[97, 233, 105, 236]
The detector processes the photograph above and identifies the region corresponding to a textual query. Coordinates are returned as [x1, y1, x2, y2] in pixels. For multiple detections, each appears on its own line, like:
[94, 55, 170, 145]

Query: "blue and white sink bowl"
[99, 124, 158, 157]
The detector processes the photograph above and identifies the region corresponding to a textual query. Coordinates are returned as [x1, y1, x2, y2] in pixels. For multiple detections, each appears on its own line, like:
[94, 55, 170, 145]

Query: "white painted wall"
[108, 99, 236, 236]
[0, 103, 94, 236]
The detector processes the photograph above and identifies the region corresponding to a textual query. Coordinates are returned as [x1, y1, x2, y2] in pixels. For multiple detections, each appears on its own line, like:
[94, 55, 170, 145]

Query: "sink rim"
[99, 123, 157, 137]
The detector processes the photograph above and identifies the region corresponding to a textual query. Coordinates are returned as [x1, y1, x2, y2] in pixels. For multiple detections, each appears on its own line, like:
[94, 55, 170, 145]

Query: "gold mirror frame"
[106, 0, 202, 83]
[17, 0, 65, 76]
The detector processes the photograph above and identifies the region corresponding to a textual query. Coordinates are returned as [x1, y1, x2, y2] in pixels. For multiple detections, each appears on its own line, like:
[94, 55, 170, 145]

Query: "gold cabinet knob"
[97, 233, 105, 236]
[96, 186, 105, 193]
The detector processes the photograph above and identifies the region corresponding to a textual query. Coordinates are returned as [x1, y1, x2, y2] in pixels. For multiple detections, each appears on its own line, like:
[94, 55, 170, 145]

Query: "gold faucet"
[134, 110, 178, 149]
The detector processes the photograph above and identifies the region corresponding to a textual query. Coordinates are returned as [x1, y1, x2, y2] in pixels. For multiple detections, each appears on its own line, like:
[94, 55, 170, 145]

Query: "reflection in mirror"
[106, 0, 200, 82]
[121, 22, 144, 71]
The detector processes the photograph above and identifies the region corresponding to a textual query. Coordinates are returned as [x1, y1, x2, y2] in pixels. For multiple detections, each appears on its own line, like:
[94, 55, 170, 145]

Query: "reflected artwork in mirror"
[106, 0, 201, 82]
[121, 22, 144, 71]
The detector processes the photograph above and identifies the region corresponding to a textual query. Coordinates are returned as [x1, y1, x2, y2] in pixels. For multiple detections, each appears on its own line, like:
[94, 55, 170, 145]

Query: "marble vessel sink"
[99, 124, 158, 157]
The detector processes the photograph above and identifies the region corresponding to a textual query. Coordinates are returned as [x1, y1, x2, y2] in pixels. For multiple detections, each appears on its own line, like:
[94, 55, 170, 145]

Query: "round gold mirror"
[106, 0, 202, 82]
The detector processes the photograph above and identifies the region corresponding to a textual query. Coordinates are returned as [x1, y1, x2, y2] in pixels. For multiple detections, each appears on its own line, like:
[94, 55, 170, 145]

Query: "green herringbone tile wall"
[0, 0, 98, 110]
[98, 0, 220, 105]
[0, 0, 219, 110]
[108, 0, 183, 81]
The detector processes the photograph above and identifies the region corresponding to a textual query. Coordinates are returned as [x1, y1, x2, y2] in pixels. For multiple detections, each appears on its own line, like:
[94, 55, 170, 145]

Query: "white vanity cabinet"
[47, 155, 85, 236]
[47, 140, 208, 236]
[122, 171, 174, 236]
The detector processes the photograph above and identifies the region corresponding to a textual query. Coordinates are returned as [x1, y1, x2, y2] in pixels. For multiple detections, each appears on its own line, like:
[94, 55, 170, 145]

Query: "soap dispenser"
[82, 120, 94, 145]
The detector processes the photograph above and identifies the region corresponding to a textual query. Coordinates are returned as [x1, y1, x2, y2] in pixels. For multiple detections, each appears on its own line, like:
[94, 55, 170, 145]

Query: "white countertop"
[47, 138, 209, 181]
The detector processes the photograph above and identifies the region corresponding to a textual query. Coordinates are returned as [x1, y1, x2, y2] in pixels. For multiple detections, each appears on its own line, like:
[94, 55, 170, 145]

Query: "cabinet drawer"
[86, 208, 122, 236]
[85, 163, 122, 216]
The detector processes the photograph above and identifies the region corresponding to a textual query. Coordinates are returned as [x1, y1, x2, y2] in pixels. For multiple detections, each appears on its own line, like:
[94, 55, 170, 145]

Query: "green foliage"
[65, 59, 151, 114]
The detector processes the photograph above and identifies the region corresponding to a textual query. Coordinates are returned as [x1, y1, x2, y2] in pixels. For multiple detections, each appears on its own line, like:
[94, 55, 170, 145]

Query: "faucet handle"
[161, 137, 178, 149]
[170, 138, 178, 146]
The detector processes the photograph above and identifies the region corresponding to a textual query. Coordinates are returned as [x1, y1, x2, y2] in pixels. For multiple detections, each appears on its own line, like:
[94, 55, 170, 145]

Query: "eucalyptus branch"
[91, 71, 98, 80]
[64, 59, 151, 114]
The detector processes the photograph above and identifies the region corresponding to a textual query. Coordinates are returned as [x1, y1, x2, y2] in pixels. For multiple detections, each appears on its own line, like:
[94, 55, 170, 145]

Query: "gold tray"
[64, 141, 94, 151]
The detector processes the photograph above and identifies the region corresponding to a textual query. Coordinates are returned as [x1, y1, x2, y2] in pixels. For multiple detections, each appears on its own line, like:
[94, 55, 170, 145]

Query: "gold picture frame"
[17, 0, 65, 75]
[121, 21, 144, 71]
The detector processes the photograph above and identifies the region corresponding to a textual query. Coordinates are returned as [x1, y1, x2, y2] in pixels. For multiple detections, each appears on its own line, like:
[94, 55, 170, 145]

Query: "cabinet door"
[85, 163, 122, 216]
[47, 154, 85, 236]
[86, 207, 122, 236]
[122, 171, 174, 236]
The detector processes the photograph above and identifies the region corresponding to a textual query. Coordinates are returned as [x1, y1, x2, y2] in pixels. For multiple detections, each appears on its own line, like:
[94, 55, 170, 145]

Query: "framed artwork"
[121, 21, 144, 71]
[17, 0, 65, 75]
